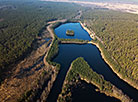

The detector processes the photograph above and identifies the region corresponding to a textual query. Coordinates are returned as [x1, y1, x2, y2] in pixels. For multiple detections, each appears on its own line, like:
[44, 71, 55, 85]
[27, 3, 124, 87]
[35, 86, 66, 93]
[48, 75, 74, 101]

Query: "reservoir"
[47, 23, 138, 102]
[54, 23, 91, 40]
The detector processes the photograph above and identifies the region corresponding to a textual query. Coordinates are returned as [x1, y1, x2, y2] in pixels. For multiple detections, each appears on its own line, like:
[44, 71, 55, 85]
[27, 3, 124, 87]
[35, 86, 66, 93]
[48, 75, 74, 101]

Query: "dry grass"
[0, 30, 51, 102]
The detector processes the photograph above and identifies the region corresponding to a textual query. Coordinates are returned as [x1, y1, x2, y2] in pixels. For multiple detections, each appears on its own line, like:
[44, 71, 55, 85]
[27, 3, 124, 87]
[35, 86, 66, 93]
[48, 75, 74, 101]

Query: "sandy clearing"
[41, 0, 138, 14]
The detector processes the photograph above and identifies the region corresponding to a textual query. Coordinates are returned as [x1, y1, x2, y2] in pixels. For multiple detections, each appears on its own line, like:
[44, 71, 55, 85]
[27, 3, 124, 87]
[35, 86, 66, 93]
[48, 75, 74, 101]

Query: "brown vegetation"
[0, 28, 52, 102]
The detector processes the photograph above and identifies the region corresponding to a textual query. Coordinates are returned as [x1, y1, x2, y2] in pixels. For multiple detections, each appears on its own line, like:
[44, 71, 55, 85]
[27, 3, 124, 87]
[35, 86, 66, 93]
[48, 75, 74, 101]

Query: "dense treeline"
[92, 39, 128, 79]
[67, 57, 112, 92]
[59, 38, 88, 43]
[81, 9, 138, 82]
[58, 57, 131, 102]
[46, 37, 60, 70]
[58, 57, 113, 102]
[0, 0, 81, 82]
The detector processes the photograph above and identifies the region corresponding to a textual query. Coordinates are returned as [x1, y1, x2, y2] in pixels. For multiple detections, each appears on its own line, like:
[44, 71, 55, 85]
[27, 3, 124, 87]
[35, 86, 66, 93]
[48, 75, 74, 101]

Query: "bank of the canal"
[46, 22, 138, 102]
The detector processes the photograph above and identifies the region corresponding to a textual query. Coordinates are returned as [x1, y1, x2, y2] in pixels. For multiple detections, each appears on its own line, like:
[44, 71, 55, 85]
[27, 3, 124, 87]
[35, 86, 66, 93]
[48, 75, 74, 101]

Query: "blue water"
[54, 23, 91, 40]
[47, 23, 138, 102]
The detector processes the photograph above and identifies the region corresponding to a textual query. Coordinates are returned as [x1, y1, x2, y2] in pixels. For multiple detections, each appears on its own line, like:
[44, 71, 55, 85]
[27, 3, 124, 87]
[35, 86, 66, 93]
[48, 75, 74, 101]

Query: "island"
[66, 29, 75, 36]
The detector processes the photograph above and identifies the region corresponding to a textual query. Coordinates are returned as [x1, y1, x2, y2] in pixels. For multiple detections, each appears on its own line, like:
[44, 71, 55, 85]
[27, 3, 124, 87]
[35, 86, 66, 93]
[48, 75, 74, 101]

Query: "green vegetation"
[66, 30, 75, 36]
[46, 21, 89, 70]
[69, 57, 112, 92]
[46, 37, 60, 71]
[43, 9, 132, 102]
[92, 39, 125, 76]
[59, 38, 88, 43]
[58, 57, 113, 102]
[0, 0, 81, 82]
[81, 9, 138, 84]
[58, 57, 131, 102]
[45, 21, 62, 71]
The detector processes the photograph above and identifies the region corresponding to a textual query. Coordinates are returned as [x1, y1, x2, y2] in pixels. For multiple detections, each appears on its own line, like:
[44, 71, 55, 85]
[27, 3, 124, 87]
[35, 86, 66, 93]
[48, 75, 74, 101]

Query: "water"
[72, 80, 120, 102]
[47, 45, 119, 102]
[53, 44, 138, 101]
[54, 23, 91, 41]
[47, 23, 138, 102]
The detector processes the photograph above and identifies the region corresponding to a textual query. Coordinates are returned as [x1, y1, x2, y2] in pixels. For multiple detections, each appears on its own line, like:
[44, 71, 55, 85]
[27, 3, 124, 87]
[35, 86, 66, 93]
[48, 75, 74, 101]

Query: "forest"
[66, 57, 112, 92]
[0, 0, 81, 82]
[81, 9, 138, 83]
[58, 57, 131, 102]
[1, 0, 138, 101]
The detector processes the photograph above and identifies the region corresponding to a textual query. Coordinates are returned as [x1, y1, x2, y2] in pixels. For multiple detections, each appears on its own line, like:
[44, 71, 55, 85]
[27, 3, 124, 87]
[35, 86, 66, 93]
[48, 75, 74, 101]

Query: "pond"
[54, 23, 91, 40]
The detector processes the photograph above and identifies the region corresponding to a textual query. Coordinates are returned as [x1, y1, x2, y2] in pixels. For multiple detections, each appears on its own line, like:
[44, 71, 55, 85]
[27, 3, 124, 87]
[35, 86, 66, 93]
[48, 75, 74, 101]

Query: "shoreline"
[80, 21, 138, 90]
[79, 21, 95, 40]
[44, 19, 67, 67]
[58, 57, 131, 102]
[46, 20, 137, 102]
[39, 19, 67, 101]
[91, 41, 138, 90]
[47, 19, 138, 90]
[59, 40, 88, 44]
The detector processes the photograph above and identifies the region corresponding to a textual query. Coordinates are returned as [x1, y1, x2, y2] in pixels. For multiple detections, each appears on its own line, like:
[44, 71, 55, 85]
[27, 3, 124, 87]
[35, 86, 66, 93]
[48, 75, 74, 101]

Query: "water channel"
[47, 23, 138, 102]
